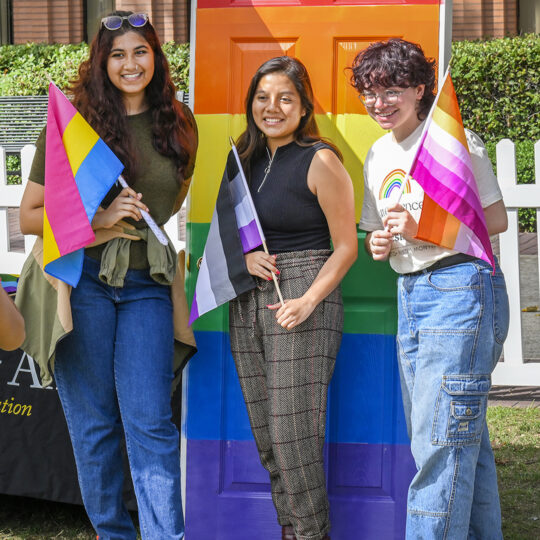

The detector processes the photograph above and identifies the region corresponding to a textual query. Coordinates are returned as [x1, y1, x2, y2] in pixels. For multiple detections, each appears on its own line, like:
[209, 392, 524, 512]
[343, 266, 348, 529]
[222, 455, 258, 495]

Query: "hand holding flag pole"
[188, 139, 283, 324]
[116, 175, 168, 245]
[229, 137, 284, 306]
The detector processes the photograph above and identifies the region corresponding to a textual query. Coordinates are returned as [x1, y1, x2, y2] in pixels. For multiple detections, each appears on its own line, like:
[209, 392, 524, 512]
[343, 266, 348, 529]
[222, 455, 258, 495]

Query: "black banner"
[0, 349, 141, 508]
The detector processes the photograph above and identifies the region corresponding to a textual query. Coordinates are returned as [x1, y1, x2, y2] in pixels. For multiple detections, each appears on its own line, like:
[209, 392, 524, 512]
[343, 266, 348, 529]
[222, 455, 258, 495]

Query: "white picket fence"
[1, 141, 539, 386]
[494, 140, 540, 386]
[0, 144, 185, 274]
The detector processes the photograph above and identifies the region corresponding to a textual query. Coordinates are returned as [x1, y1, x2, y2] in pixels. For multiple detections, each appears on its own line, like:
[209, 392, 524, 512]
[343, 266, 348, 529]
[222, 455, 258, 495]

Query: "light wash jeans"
[54, 255, 184, 540]
[397, 258, 509, 540]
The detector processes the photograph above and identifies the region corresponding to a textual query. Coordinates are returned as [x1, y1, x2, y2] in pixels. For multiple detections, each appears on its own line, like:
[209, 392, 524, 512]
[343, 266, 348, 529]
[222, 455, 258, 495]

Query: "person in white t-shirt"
[351, 38, 509, 540]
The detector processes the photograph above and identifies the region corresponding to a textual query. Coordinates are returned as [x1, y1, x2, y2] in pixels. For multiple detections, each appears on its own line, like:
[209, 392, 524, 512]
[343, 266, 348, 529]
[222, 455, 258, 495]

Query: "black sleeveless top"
[249, 141, 334, 253]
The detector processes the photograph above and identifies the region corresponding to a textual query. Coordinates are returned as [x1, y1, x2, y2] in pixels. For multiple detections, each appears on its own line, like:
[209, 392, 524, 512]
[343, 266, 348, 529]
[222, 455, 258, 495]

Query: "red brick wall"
[453, 0, 518, 40]
[13, 0, 84, 44]
[10, 1, 517, 45]
[12, 0, 189, 44]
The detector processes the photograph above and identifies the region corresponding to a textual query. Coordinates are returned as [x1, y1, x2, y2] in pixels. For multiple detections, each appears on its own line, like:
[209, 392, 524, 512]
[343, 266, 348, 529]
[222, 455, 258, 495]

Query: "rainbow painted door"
[184, 2, 446, 538]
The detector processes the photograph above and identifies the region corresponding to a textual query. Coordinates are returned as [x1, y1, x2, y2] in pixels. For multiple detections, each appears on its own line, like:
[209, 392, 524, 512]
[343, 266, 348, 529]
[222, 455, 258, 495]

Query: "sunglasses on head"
[101, 13, 149, 31]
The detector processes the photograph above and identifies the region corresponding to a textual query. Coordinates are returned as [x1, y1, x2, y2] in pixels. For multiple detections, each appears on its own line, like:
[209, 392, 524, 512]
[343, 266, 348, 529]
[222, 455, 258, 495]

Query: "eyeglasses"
[101, 13, 149, 31]
[359, 89, 406, 106]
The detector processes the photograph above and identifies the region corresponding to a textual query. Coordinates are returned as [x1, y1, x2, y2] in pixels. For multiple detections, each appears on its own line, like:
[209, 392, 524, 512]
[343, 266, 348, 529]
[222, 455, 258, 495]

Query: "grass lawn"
[488, 406, 540, 540]
[0, 405, 538, 539]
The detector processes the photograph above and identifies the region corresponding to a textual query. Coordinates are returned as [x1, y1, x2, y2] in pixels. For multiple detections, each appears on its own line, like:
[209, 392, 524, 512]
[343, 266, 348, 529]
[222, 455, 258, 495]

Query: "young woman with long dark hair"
[19, 11, 197, 539]
[230, 56, 357, 540]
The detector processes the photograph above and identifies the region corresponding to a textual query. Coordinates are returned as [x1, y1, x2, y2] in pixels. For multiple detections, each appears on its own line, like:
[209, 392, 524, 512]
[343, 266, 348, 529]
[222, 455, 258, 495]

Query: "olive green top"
[29, 104, 195, 269]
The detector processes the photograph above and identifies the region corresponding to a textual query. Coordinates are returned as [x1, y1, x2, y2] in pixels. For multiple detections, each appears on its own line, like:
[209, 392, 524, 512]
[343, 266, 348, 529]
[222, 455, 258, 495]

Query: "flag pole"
[262, 240, 285, 306]
[117, 175, 168, 245]
[229, 137, 285, 307]
[393, 65, 452, 205]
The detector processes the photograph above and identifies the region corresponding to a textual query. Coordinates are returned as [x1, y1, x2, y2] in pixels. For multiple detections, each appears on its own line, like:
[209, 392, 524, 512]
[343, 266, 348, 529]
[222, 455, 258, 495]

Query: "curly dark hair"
[236, 56, 341, 179]
[349, 38, 436, 120]
[70, 10, 197, 185]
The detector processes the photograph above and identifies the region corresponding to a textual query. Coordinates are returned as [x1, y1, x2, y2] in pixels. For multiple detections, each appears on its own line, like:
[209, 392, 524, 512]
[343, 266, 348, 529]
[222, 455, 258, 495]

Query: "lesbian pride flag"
[189, 146, 262, 325]
[43, 83, 124, 286]
[405, 71, 494, 269]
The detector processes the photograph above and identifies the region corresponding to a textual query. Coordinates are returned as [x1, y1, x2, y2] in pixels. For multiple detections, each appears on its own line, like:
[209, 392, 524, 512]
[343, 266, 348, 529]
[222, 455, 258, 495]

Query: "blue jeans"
[55, 256, 184, 540]
[397, 259, 509, 540]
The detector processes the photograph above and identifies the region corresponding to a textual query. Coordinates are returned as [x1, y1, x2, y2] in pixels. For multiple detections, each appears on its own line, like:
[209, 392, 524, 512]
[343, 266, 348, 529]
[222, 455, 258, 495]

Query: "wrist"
[91, 212, 107, 230]
[301, 292, 317, 312]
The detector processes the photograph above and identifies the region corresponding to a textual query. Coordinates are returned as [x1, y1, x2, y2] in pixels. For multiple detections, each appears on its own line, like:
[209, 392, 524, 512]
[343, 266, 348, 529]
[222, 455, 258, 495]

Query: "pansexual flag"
[43, 83, 124, 286]
[408, 71, 495, 269]
[189, 148, 262, 325]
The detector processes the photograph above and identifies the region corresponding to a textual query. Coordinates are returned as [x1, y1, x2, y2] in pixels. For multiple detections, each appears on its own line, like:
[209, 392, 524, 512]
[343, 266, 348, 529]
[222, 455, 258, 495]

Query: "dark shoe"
[282, 525, 296, 540]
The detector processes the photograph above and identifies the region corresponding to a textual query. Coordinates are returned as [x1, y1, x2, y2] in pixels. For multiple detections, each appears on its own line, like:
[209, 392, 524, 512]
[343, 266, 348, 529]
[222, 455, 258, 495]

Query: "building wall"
[13, 0, 84, 44]
[453, 0, 518, 40]
[12, 0, 189, 44]
[10, 1, 525, 45]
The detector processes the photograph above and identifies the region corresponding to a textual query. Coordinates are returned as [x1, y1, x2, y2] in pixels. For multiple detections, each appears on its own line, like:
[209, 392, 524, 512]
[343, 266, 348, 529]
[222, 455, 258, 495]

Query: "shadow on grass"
[488, 406, 540, 540]
[0, 494, 140, 539]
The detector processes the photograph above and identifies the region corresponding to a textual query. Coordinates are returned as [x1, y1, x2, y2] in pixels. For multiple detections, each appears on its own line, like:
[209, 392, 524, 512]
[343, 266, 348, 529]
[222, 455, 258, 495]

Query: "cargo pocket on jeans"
[431, 374, 490, 446]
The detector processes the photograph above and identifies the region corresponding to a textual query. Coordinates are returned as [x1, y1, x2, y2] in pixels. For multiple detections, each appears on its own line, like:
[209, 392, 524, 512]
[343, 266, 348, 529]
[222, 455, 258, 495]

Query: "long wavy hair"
[349, 38, 436, 121]
[70, 10, 197, 185]
[236, 56, 342, 179]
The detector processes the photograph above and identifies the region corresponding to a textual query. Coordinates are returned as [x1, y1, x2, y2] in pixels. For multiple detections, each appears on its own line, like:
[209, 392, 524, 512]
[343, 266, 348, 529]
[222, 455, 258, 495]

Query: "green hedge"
[452, 34, 539, 144]
[452, 34, 540, 231]
[0, 41, 189, 95]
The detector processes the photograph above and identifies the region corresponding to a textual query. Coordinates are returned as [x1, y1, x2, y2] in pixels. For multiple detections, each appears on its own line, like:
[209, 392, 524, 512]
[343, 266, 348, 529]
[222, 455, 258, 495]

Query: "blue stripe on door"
[185, 331, 410, 445]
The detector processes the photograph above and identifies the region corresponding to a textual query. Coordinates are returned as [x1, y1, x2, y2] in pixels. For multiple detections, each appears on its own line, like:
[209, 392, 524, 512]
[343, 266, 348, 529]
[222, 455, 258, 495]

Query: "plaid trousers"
[229, 250, 343, 540]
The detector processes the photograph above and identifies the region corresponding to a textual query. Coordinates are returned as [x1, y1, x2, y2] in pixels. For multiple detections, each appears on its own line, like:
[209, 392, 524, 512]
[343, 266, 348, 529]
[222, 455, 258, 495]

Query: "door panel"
[186, 2, 441, 538]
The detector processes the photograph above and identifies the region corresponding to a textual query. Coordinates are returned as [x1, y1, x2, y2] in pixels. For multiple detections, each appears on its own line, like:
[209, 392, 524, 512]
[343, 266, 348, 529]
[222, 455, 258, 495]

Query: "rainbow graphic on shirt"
[379, 169, 412, 200]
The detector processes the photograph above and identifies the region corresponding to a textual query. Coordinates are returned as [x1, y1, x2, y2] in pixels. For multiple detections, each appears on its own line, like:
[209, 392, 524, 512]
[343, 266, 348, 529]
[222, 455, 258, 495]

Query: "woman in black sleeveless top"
[229, 57, 357, 540]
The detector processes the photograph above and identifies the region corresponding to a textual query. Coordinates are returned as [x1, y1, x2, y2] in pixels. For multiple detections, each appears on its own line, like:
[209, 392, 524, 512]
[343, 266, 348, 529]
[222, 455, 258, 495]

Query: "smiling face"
[251, 72, 306, 153]
[106, 31, 155, 113]
[363, 84, 425, 142]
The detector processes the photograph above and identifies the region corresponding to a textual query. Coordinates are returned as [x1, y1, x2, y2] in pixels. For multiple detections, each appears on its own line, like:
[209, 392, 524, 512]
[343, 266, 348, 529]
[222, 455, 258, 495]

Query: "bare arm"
[19, 180, 149, 237]
[0, 286, 25, 351]
[19, 180, 45, 236]
[484, 199, 508, 235]
[270, 149, 357, 329]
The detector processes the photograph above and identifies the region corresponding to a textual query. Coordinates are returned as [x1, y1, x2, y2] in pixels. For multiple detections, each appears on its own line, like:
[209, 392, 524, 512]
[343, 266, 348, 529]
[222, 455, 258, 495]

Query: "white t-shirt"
[359, 122, 503, 274]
